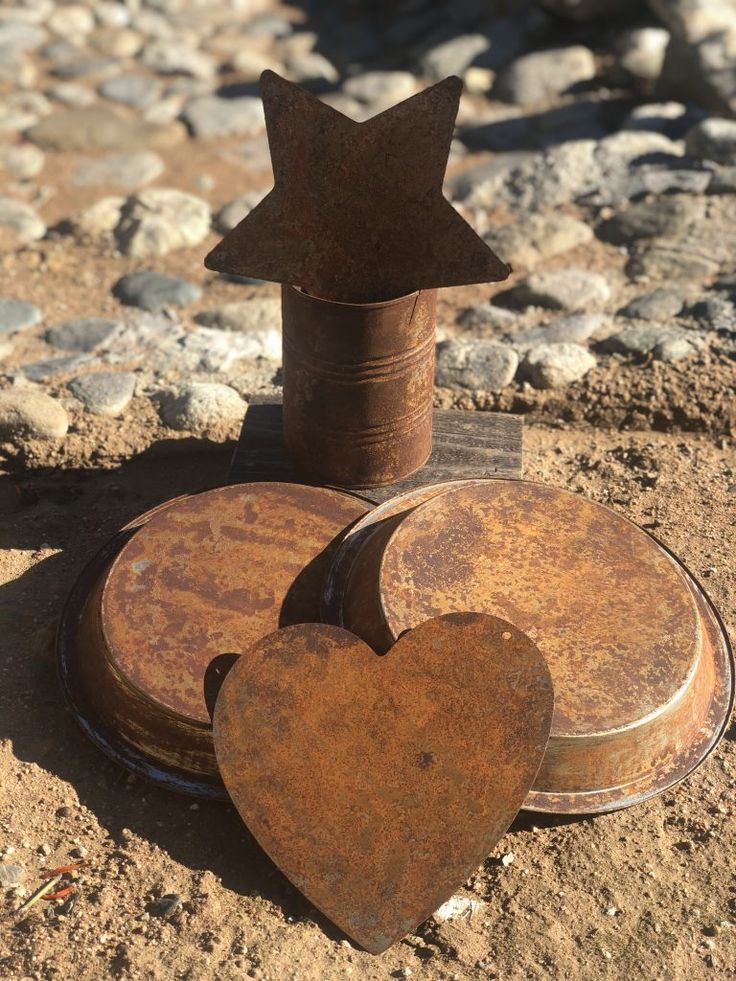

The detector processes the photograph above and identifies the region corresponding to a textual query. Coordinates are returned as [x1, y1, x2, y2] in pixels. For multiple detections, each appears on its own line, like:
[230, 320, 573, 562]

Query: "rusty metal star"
[205, 70, 510, 303]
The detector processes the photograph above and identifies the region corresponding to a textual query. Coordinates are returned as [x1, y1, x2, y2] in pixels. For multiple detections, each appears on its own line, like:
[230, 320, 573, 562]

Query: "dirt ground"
[0, 411, 734, 981]
[1, 99, 735, 981]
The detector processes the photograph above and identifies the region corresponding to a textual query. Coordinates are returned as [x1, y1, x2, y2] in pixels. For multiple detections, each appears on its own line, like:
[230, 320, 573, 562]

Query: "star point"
[205, 71, 510, 303]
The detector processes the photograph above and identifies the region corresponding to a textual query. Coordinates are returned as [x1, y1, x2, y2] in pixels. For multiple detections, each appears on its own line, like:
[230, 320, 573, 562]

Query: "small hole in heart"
[502, 631, 512, 640]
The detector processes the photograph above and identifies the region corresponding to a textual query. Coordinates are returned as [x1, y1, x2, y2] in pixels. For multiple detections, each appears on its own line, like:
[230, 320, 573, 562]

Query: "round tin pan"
[58, 482, 369, 798]
[323, 479, 734, 814]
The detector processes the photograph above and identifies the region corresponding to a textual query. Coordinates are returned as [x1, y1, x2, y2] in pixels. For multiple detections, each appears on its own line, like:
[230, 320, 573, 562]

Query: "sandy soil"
[0, 70, 735, 981]
[0, 413, 734, 981]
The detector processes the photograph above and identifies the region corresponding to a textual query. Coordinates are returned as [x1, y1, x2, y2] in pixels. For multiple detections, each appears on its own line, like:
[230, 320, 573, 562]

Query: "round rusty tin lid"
[325, 479, 733, 814]
[57, 482, 369, 797]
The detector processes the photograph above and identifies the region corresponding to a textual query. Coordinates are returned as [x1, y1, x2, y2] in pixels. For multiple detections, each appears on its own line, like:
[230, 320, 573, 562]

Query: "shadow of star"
[205, 70, 510, 303]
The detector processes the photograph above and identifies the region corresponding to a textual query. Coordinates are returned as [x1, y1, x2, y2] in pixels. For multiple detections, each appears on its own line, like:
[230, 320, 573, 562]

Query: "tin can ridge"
[281, 285, 436, 488]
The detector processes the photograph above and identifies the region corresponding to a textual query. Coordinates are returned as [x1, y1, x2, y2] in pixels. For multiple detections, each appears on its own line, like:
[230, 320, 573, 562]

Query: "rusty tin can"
[57, 482, 369, 797]
[323, 479, 734, 814]
[281, 284, 436, 488]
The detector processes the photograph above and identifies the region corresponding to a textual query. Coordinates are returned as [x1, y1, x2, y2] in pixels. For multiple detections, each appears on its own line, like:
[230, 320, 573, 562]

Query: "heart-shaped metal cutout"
[213, 613, 553, 953]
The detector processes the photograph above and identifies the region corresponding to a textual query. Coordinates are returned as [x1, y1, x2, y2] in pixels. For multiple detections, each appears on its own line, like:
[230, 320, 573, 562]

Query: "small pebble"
[0, 298, 42, 334]
[46, 317, 120, 353]
[69, 371, 136, 417]
[0, 390, 69, 440]
[159, 383, 247, 433]
[113, 270, 201, 313]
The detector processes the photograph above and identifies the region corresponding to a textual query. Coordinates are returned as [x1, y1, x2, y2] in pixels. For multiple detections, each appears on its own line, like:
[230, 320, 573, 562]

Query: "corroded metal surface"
[227, 401, 524, 501]
[57, 483, 368, 795]
[214, 613, 553, 953]
[205, 71, 510, 303]
[282, 286, 436, 487]
[327, 479, 734, 813]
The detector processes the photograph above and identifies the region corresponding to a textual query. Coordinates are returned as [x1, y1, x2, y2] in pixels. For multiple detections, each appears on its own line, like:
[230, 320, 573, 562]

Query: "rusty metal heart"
[213, 612, 553, 953]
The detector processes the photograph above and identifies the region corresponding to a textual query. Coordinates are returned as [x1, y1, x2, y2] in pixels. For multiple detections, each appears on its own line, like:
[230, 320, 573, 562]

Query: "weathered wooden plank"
[228, 398, 522, 504]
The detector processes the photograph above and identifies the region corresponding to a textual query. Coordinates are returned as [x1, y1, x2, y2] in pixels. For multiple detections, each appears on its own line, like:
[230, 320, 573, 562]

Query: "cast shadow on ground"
[0, 435, 610, 937]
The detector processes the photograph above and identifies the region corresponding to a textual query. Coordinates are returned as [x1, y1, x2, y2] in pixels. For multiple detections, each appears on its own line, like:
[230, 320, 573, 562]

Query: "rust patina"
[214, 613, 553, 953]
[57, 482, 369, 795]
[326, 479, 734, 813]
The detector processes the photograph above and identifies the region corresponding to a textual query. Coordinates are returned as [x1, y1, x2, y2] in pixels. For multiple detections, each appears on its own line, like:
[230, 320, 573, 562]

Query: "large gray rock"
[27, 107, 183, 151]
[159, 382, 247, 432]
[504, 269, 612, 311]
[182, 95, 265, 138]
[520, 343, 597, 388]
[494, 46, 596, 106]
[435, 339, 518, 390]
[685, 117, 736, 164]
[114, 189, 210, 258]
[0, 390, 68, 440]
[69, 371, 136, 417]
[113, 271, 201, 312]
